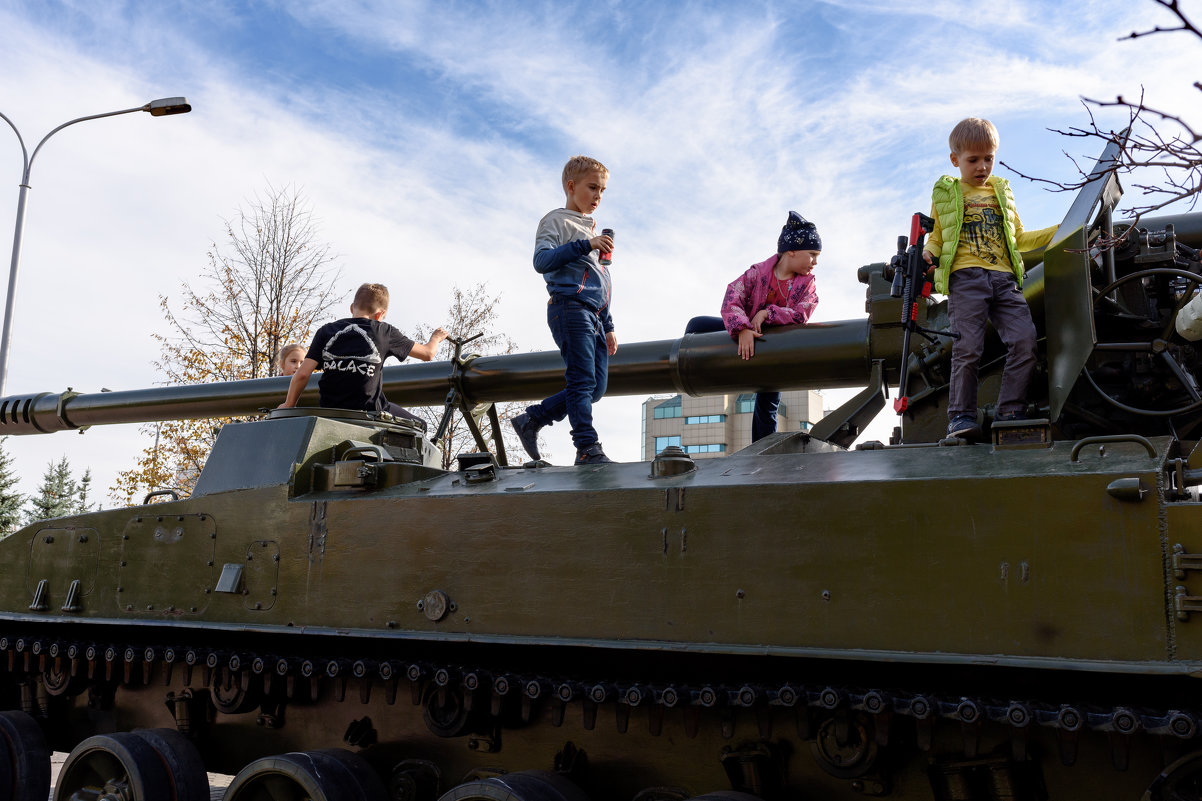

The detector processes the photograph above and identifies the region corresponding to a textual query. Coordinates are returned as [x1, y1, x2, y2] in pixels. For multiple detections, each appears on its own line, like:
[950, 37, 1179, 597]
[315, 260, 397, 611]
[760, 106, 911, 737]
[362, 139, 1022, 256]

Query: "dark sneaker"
[574, 443, 614, 465]
[947, 416, 982, 440]
[511, 413, 542, 460]
[995, 410, 1028, 422]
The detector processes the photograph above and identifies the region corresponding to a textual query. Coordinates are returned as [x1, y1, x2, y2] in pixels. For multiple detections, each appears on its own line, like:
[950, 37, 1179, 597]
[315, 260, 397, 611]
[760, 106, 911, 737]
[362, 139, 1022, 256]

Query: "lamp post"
[0, 97, 192, 396]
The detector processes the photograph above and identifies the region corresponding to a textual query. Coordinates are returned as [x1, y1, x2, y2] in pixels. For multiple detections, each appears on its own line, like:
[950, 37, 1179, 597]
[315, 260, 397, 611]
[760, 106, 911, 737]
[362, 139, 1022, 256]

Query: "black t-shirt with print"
[305, 317, 415, 411]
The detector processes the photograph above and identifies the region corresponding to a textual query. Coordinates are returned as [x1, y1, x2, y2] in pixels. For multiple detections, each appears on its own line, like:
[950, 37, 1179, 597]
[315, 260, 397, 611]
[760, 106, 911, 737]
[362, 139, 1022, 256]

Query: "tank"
[2, 140, 1202, 801]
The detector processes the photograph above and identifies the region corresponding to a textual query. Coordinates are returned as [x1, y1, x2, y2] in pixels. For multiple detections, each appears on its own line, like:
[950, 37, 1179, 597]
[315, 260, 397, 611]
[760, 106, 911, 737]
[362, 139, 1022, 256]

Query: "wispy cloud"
[0, 0, 1196, 497]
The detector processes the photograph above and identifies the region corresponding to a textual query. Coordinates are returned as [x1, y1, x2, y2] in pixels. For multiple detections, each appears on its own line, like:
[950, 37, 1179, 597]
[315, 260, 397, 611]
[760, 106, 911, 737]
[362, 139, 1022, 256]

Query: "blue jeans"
[527, 298, 609, 450]
[684, 315, 780, 442]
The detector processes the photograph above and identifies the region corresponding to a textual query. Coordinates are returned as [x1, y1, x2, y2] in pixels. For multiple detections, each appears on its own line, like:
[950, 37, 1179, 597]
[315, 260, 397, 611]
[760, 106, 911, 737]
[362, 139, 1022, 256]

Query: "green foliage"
[75, 468, 94, 514]
[25, 456, 78, 524]
[0, 438, 24, 536]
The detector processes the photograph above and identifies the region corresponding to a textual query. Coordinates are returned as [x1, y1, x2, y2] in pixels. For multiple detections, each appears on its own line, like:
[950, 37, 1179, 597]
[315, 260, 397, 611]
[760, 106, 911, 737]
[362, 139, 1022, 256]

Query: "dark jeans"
[526, 298, 609, 450]
[947, 268, 1037, 420]
[685, 315, 780, 442]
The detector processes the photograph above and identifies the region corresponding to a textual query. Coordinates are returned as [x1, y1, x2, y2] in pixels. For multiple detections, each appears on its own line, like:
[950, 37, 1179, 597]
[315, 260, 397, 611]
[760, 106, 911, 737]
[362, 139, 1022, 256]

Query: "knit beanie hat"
[777, 211, 821, 253]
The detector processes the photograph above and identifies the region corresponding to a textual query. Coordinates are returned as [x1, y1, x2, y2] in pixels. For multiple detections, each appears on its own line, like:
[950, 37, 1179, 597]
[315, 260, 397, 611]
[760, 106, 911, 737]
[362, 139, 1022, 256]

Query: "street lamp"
[0, 97, 192, 395]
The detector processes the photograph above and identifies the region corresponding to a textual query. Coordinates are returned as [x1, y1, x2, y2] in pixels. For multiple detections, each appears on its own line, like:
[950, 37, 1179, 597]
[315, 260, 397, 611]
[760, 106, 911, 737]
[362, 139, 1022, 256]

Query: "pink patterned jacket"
[720, 254, 819, 337]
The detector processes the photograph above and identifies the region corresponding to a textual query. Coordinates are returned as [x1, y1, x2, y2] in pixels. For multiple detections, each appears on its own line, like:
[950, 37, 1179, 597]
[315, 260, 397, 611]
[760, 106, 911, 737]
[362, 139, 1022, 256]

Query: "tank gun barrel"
[0, 319, 879, 436]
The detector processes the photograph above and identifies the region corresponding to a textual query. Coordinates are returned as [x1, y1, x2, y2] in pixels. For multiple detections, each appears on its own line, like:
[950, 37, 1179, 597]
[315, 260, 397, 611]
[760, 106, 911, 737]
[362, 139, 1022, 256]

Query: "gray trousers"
[947, 267, 1037, 420]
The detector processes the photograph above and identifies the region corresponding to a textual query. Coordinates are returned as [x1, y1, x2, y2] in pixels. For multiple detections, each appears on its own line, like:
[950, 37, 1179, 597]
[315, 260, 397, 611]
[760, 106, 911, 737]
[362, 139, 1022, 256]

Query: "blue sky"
[0, 0, 1196, 503]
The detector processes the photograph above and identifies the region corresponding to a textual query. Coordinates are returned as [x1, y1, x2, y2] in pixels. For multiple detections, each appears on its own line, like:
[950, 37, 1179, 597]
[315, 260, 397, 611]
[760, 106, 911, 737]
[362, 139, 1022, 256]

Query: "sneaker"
[511, 413, 542, 460]
[995, 409, 1028, 422]
[947, 416, 982, 440]
[574, 443, 614, 465]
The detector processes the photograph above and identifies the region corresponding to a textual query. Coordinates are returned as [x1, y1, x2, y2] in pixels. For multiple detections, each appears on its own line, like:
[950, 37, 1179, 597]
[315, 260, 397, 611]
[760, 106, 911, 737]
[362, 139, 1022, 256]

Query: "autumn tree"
[111, 184, 342, 504]
[0, 438, 23, 536]
[26, 456, 77, 524]
[410, 283, 529, 470]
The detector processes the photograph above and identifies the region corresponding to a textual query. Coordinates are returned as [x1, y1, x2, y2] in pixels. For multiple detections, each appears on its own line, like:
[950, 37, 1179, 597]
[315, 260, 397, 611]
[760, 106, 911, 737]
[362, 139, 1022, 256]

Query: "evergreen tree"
[26, 456, 78, 524]
[0, 438, 23, 537]
[75, 469, 94, 514]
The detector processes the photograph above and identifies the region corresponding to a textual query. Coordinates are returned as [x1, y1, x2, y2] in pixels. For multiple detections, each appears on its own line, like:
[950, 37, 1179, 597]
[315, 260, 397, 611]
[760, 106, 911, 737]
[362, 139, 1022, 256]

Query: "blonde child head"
[948, 117, 999, 155]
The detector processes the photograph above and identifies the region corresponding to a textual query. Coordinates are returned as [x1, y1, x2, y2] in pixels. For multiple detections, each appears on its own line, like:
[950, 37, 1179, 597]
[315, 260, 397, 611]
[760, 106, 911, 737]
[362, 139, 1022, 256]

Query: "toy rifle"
[888, 212, 959, 414]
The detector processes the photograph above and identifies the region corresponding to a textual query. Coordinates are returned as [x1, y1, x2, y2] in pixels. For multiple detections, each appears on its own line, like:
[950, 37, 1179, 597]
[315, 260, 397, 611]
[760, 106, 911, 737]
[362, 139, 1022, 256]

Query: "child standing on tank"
[921, 117, 1058, 441]
[278, 282, 448, 428]
[684, 211, 820, 442]
[511, 156, 618, 465]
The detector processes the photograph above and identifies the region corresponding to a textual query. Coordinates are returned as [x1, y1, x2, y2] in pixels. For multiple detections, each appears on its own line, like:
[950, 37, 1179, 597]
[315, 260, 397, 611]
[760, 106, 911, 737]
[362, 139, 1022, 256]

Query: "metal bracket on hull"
[1175, 585, 1202, 621]
[1174, 544, 1202, 580]
[27, 579, 47, 611]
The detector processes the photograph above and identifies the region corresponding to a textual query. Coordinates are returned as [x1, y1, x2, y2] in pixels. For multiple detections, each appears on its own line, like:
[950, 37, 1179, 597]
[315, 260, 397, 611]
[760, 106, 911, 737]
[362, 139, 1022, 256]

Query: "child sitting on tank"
[684, 211, 820, 442]
[275, 343, 305, 377]
[277, 282, 449, 429]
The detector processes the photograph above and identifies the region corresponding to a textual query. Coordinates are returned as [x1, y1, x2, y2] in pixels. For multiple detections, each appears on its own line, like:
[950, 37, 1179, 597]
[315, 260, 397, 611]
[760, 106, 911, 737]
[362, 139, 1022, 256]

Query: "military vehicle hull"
[3, 141, 1202, 800]
[2, 413, 1200, 800]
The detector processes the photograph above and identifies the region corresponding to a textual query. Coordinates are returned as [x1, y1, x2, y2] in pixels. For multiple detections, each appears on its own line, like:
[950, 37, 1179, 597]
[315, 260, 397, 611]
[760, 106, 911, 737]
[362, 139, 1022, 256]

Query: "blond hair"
[275, 343, 304, 373]
[562, 155, 609, 190]
[949, 117, 999, 154]
[352, 283, 389, 315]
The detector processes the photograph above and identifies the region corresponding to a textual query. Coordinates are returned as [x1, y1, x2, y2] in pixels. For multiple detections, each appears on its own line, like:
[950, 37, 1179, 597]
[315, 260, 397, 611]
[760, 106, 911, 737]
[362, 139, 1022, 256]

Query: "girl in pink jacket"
[684, 211, 820, 441]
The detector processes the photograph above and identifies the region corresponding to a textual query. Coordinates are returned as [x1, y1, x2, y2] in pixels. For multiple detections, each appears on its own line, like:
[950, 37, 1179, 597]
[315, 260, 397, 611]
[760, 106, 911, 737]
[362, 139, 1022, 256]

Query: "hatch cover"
[118, 513, 216, 615]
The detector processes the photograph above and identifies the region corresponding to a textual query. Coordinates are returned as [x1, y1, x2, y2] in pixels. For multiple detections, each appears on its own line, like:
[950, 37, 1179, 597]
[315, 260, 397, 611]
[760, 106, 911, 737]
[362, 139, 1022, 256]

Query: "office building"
[640, 390, 825, 460]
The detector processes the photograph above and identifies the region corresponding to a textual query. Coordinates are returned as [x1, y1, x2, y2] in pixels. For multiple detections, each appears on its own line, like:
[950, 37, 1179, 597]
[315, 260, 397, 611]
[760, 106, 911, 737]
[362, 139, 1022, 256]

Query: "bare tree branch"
[1123, 0, 1202, 41]
[1001, 1, 1202, 241]
[409, 283, 527, 469]
[112, 184, 344, 503]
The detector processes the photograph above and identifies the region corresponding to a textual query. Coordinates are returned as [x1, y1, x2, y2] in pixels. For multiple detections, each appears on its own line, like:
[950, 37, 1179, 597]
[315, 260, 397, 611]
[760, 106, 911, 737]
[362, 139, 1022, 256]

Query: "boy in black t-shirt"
[279, 283, 448, 428]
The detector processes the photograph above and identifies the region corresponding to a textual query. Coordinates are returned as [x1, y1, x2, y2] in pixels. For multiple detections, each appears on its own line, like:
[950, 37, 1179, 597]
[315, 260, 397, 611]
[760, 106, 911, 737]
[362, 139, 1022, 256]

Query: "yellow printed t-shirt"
[944, 183, 1011, 275]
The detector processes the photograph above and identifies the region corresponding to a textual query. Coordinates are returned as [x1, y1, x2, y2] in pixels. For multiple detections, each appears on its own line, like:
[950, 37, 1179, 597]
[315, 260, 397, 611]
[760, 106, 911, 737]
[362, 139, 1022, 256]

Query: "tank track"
[3, 629, 1199, 768]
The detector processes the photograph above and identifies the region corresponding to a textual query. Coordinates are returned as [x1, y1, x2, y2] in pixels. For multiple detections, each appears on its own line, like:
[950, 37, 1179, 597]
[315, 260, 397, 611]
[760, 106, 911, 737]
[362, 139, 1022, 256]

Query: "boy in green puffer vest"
[921, 117, 1058, 440]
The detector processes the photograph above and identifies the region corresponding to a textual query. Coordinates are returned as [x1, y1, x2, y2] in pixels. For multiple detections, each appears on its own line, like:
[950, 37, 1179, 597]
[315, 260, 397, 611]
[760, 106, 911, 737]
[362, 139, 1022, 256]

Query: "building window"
[684, 443, 726, 454]
[799, 420, 812, 432]
[736, 395, 784, 417]
[685, 414, 726, 424]
[653, 396, 682, 419]
[655, 435, 682, 453]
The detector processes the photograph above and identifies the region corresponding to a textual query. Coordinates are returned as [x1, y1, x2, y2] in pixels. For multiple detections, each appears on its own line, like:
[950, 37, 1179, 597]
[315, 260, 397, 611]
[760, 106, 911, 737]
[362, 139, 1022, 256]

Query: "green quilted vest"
[931, 175, 1024, 295]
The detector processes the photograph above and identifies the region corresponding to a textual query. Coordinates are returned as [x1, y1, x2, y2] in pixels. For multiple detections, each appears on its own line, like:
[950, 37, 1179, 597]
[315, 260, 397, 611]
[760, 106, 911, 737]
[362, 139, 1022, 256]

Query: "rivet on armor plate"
[421, 589, 450, 621]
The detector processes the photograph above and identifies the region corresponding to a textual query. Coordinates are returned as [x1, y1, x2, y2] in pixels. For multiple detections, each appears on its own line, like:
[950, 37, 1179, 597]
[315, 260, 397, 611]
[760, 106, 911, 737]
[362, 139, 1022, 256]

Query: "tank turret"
[1, 140, 1202, 801]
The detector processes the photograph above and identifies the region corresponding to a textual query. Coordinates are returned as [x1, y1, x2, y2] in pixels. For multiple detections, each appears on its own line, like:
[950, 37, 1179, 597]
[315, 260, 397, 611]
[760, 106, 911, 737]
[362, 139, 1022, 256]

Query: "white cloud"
[0, 0, 1198, 501]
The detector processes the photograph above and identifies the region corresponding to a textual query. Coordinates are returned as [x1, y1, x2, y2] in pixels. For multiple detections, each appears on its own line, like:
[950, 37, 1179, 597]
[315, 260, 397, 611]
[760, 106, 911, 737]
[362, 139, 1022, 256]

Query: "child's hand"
[922, 250, 936, 275]
[431, 327, 450, 342]
[606, 331, 618, 355]
[737, 328, 762, 360]
[750, 309, 770, 333]
[589, 233, 614, 253]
